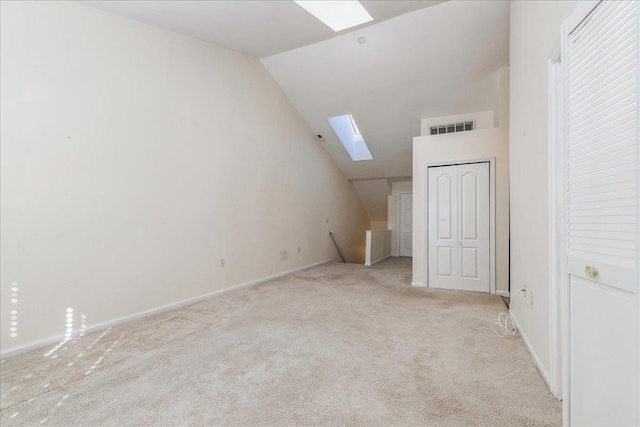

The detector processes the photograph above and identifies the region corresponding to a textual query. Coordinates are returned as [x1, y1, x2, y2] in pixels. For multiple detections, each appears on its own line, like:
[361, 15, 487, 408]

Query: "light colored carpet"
[0, 258, 561, 426]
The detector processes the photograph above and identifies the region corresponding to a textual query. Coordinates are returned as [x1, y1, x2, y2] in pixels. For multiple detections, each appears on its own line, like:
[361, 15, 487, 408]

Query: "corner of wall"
[494, 67, 511, 129]
[508, 0, 578, 383]
[0, 0, 373, 352]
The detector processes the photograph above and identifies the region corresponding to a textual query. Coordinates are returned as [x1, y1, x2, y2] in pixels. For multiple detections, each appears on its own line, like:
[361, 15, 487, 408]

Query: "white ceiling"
[261, 1, 509, 221]
[262, 0, 510, 181]
[78, 1, 446, 58]
[78, 0, 509, 222]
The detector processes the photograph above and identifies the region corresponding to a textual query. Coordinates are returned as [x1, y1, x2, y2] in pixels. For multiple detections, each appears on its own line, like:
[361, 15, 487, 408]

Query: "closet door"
[399, 193, 413, 257]
[457, 163, 490, 293]
[428, 165, 458, 290]
[564, 1, 639, 425]
[428, 163, 490, 292]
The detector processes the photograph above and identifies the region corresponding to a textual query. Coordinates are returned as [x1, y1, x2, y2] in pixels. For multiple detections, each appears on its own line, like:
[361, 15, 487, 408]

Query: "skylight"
[328, 114, 373, 161]
[294, 1, 373, 32]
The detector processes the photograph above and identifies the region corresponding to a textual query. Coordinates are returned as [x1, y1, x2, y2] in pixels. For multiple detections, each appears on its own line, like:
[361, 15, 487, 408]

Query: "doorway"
[427, 162, 490, 293]
[399, 193, 413, 257]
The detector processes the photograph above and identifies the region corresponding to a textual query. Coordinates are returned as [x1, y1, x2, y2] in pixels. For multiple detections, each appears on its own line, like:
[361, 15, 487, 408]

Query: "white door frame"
[398, 192, 412, 256]
[423, 157, 496, 294]
[547, 38, 564, 402]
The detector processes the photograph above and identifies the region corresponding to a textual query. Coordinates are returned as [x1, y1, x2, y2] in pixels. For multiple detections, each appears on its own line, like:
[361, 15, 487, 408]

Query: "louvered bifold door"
[564, 1, 639, 425]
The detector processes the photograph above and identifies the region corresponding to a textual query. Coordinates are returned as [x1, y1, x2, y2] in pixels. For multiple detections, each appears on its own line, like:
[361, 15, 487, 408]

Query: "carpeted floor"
[0, 258, 561, 426]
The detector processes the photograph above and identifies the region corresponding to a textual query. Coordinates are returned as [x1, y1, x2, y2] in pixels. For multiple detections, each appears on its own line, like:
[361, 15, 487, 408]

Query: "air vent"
[429, 120, 475, 135]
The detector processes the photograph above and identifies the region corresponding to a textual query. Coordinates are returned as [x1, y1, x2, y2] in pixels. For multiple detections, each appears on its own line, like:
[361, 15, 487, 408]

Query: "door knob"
[585, 266, 598, 278]
[458, 241, 462, 246]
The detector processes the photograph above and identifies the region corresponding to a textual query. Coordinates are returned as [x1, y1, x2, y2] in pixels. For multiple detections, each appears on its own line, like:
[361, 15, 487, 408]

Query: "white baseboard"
[411, 281, 425, 287]
[510, 309, 551, 389]
[497, 290, 510, 297]
[365, 254, 391, 266]
[1, 259, 331, 359]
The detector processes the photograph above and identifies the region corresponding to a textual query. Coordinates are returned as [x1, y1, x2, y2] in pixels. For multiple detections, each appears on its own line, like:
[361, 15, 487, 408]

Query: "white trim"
[636, 1, 640, 419]
[497, 290, 510, 298]
[549, 39, 561, 64]
[548, 39, 564, 401]
[423, 157, 497, 294]
[1, 259, 331, 359]
[365, 254, 391, 267]
[411, 281, 425, 288]
[560, 17, 572, 427]
[511, 309, 551, 388]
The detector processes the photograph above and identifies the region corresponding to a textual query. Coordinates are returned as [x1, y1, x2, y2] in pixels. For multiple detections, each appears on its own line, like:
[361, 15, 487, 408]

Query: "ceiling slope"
[77, 1, 446, 58]
[351, 179, 391, 221]
[261, 1, 510, 180]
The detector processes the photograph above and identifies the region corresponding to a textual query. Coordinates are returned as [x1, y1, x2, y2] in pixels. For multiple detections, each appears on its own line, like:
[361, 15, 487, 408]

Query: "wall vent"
[429, 120, 475, 135]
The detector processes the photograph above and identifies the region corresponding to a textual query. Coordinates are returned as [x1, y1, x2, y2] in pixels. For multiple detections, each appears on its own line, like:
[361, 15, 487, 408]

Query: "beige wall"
[412, 68, 510, 292]
[387, 181, 413, 257]
[0, 1, 369, 354]
[509, 1, 578, 378]
[370, 221, 388, 231]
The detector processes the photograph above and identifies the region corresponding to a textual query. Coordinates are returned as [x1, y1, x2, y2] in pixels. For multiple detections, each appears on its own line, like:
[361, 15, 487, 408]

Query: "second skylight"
[328, 114, 373, 161]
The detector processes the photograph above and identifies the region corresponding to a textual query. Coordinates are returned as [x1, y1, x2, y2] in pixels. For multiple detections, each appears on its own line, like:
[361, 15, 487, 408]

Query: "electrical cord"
[493, 288, 525, 338]
[493, 312, 516, 337]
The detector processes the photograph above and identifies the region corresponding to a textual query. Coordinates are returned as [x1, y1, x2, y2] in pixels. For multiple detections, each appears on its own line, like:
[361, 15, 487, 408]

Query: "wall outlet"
[297, 246, 301, 254]
[220, 258, 225, 267]
[326, 217, 329, 223]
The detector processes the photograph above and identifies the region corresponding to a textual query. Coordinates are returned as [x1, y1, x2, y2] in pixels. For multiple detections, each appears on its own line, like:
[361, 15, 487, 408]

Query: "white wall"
[351, 178, 391, 222]
[412, 68, 510, 292]
[0, 1, 370, 354]
[509, 1, 578, 379]
[365, 230, 391, 266]
[420, 110, 495, 136]
[370, 221, 388, 231]
[387, 181, 412, 257]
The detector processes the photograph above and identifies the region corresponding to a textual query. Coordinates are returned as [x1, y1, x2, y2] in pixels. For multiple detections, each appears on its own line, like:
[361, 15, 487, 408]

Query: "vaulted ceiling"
[78, 1, 446, 58]
[261, 1, 510, 181]
[78, 0, 510, 222]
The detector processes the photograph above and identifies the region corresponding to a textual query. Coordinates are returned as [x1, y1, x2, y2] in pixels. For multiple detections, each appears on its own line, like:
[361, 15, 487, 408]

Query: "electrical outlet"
[297, 246, 301, 254]
[220, 258, 225, 267]
[326, 217, 329, 223]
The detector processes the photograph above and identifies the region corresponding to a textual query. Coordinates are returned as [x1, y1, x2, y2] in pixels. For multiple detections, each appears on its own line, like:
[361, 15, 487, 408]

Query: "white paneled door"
[399, 193, 413, 257]
[428, 163, 490, 293]
[563, 1, 639, 425]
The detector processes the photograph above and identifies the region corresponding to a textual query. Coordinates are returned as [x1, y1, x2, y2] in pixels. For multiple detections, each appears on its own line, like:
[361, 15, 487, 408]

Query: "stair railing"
[329, 230, 346, 263]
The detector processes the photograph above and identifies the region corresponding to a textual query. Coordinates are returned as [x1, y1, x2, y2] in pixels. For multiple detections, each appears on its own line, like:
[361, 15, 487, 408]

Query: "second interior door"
[399, 193, 413, 257]
[428, 162, 490, 293]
